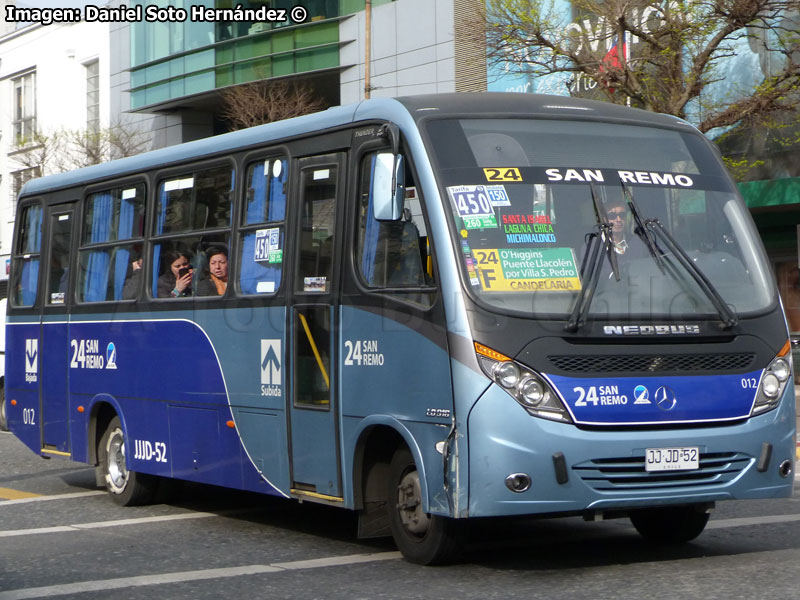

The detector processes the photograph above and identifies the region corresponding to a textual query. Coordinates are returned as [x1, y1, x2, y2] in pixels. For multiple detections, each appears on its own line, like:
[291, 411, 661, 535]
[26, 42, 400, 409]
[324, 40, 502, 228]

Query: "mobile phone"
[178, 266, 190, 278]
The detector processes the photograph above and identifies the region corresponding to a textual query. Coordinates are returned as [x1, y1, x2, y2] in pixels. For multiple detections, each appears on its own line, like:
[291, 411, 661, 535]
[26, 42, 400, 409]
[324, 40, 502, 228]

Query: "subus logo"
[603, 325, 701, 335]
[25, 339, 38, 383]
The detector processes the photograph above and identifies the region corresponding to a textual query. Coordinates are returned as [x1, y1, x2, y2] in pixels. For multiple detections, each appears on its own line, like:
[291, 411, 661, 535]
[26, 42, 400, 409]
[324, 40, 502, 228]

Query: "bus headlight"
[752, 343, 793, 416]
[770, 358, 790, 382]
[493, 361, 521, 389]
[761, 374, 780, 399]
[475, 342, 573, 424]
[518, 377, 545, 407]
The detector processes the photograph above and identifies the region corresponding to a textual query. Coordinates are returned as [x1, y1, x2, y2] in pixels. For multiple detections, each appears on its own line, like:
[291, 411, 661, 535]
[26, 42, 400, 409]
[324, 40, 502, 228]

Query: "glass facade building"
[127, 0, 392, 111]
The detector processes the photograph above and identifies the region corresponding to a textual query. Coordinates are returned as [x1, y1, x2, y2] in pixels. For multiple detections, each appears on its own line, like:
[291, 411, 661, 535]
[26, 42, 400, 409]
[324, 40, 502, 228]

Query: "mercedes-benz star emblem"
[654, 386, 677, 411]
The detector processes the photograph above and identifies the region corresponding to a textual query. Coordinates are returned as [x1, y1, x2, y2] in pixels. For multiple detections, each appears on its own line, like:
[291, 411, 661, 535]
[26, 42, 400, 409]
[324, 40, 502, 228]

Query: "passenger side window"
[238, 157, 287, 295]
[152, 166, 233, 299]
[296, 163, 337, 294]
[78, 185, 145, 302]
[11, 203, 43, 307]
[356, 152, 434, 298]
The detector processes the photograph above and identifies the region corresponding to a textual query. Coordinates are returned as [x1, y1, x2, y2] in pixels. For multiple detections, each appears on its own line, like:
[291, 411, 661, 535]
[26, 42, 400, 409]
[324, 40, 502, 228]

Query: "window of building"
[12, 71, 36, 146]
[85, 60, 100, 131]
[78, 184, 146, 302]
[239, 157, 287, 295]
[11, 167, 41, 216]
[152, 165, 233, 298]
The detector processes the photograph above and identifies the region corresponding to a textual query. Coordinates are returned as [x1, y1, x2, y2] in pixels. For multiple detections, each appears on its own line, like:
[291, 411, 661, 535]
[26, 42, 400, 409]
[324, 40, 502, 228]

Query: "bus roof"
[19, 93, 696, 198]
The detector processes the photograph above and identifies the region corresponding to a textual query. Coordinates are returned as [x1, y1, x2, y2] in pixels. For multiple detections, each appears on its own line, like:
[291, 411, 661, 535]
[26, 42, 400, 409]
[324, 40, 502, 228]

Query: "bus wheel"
[630, 505, 710, 543]
[0, 384, 7, 431]
[387, 448, 466, 565]
[98, 417, 157, 506]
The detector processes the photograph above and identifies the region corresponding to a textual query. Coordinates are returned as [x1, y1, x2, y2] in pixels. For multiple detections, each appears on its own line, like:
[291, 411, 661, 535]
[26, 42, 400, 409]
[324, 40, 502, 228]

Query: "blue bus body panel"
[467, 379, 795, 517]
[546, 372, 761, 425]
[7, 313, 288, 498]
[338, 306, 454, 512]
[6, 322, 42, 454]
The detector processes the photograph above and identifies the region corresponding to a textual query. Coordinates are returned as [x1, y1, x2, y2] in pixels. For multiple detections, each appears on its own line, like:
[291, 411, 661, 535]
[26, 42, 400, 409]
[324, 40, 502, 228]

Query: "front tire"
[630, 504, 710, 543]
[98, 416, 157, 506]
[387, 448, 466, 565]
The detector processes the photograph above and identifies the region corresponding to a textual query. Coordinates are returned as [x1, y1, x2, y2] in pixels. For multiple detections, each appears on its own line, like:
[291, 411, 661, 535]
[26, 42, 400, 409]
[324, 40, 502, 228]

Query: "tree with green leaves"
[479, 0, 800, 138]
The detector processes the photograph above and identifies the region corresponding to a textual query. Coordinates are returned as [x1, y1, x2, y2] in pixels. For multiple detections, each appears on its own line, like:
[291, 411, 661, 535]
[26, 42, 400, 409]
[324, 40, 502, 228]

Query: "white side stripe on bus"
[0, 552, 403, 600]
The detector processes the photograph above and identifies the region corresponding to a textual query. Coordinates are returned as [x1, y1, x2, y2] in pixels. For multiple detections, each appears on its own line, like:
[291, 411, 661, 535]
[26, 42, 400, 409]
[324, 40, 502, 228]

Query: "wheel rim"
[396, 468, 431, 538]
[105, 428, 129, 494]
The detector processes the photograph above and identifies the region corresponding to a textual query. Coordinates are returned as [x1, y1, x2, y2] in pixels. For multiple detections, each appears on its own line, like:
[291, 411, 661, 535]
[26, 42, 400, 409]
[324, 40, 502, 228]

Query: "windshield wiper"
[622, 181, 737, 329]
[644, 217, 739, 329]
[621, 182, 666, 274]
[618, 182, 737, 329]
[565, 183, 619, 332]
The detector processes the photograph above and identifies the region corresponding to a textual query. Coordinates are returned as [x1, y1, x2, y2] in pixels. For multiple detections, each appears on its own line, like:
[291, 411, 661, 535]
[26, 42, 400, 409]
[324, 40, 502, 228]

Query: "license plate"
[645, 447, 700, 472]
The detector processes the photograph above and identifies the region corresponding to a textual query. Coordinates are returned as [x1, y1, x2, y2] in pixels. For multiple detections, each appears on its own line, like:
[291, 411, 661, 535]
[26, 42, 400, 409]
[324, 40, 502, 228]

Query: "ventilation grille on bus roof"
[547, 353, 756, 374]
[572, 452, 750, 492]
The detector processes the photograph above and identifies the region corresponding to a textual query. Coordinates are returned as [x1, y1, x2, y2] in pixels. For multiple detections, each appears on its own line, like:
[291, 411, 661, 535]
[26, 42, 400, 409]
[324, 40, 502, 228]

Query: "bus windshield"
[426, 118, 775, 319]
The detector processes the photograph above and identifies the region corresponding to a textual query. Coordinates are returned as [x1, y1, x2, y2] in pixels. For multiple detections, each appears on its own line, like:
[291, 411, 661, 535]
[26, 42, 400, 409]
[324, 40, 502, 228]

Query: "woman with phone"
[157, 250, 194, 298]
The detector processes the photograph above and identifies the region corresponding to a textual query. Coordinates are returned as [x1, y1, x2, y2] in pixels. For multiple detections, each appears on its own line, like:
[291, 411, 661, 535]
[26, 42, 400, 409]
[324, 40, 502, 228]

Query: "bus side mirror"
[372, 153, 405, 221]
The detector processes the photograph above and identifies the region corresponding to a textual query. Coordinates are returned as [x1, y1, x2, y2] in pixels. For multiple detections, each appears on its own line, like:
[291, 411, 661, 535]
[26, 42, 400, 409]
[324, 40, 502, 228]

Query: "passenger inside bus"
[197, 246, 229, 296]
[157, 250, 193, 298]
[122, 251, 143, 300]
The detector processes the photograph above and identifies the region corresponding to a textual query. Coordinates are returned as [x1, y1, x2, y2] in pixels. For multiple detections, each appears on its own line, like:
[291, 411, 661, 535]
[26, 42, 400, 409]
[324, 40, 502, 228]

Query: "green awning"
[739, 177, 800, 209]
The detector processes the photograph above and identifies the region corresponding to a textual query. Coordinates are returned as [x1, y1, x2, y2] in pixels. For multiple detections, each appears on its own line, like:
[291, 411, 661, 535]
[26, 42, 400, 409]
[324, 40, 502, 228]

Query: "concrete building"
[107, 0, 481, 145]
[0, 3, 111, 292]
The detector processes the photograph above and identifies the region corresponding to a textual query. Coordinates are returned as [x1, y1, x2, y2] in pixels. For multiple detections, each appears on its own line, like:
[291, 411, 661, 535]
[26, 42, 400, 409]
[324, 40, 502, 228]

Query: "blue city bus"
[5, 93, 795, 564]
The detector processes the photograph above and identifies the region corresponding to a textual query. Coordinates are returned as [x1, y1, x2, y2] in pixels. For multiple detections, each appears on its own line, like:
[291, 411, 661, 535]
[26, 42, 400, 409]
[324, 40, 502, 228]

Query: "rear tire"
[98, 416, 158, 506]
[387, 448, 466, 565]
[630, 504, 710, 543]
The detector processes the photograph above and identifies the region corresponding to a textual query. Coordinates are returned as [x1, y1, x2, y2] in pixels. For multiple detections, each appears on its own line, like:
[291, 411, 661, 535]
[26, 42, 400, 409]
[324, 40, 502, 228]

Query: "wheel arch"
[351, 416, 429, 512]
[87, 394, 123, 466]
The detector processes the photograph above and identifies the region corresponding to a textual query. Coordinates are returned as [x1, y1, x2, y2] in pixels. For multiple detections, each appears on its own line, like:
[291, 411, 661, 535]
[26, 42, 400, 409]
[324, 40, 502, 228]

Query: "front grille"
[548, 353, 755, 374]
[572, 452, 751, 491]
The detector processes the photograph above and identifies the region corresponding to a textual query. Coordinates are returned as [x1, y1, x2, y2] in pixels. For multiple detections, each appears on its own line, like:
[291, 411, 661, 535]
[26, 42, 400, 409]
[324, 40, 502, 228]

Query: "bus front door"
[40, 205, 75, 455]
[287, 154, 344, 500]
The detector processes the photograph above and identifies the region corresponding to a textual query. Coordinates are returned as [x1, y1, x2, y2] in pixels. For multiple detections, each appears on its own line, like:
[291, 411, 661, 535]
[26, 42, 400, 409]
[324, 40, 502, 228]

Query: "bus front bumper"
[466, 383, 795, 518]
